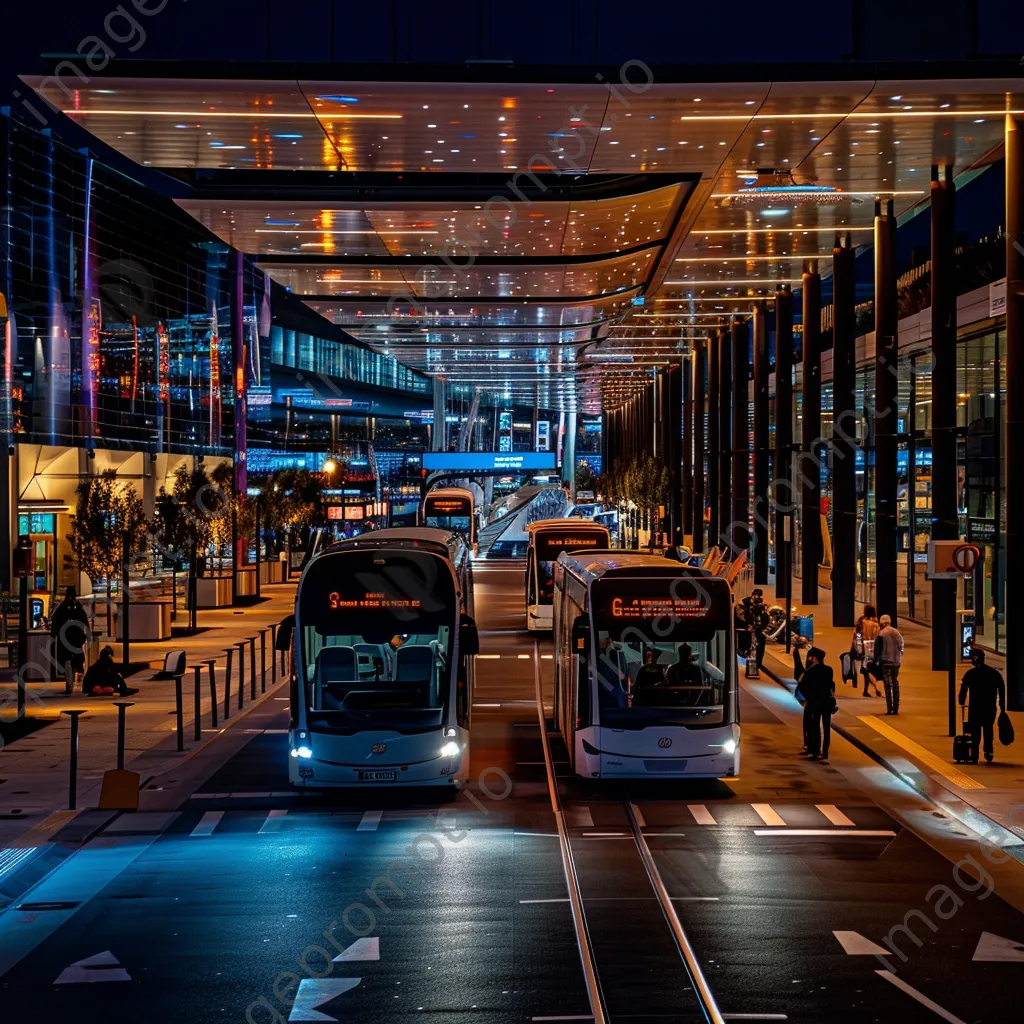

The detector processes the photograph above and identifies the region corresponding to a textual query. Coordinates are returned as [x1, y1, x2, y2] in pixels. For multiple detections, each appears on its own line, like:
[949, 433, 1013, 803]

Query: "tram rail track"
[532, 642, 726, 1024]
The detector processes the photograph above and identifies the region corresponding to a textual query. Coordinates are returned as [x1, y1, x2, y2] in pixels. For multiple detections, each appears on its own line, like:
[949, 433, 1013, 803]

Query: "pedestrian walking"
[958, 648, 1006, 764]
[795, 646, 836, 763]
[875, 614, 904, 714]
[850, 604, 882, 696]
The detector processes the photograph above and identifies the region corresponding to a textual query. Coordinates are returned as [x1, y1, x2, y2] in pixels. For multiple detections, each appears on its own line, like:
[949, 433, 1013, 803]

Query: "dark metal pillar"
[230, 249, 247, 497]
[800, 267, 822, 605]
[931, 165, 958, 669]
[707, 330, 720, 548]
[874, 199, 899, 624]
[774, 286, 794, 599]
[752, 300, 769, 583]
[680, 359, 693, 546]
[718, 325, 733, 550]
[668, 363, 683, 546]
[832, 235, 858, 627]
[1005, 115, 1024, 709]
[731, 318, 750, 559]
[692, 338, 707, 551]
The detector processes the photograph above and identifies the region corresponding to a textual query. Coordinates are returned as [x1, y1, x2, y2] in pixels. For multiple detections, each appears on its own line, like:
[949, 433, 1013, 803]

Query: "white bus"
[283, 542, 479, 788]
[421, 487, 476, 552]
[525, 519, 610, 633]
[552, 552, 739, 779]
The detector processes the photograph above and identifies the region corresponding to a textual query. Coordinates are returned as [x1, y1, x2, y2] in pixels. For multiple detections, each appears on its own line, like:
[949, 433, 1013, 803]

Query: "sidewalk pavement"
[752, 580, 1024, 848]
[0, 581, 296, 850]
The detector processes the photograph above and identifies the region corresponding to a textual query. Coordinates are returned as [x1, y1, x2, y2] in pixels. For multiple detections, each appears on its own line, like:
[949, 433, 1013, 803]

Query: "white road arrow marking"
[973, 931, 1024, 962]
[54, 951, 131, 984]
[833, 930, 891, 956]
[288, 978, 361, 1021]
[332, 937, 379, 962]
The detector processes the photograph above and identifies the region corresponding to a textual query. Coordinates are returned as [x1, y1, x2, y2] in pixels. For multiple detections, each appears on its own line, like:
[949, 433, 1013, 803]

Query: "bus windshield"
[534, 529, 609, 605]
[298, 550, 457, 733]
[425, 513, 472, 534]
[590, 577, 732, 728]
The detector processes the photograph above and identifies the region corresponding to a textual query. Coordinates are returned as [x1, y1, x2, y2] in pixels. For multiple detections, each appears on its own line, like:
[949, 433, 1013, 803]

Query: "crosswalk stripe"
[816, 804, 856, 827]
[258, 809, 288, 834]
[752, 803, 787, 827]
[190, 811, 224, 837]
[688, 804, 717, 825]
[357, 810, 383, 832]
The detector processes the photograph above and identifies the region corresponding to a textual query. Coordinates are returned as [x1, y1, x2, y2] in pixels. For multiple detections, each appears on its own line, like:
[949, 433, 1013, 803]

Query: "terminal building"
[2, 3, 1023, 704]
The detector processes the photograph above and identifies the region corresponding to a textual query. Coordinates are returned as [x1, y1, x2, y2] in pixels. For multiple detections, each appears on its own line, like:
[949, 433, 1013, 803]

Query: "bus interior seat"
[394, 645, 434, 705]
[315, 645, 357, 709]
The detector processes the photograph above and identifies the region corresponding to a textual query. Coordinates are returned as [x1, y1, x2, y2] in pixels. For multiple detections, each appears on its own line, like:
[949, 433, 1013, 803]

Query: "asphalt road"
[0, 561, 1022, 1023]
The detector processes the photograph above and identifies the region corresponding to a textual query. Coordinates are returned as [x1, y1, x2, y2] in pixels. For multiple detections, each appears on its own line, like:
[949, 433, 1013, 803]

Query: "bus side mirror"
[459, 614, 480, 657]
[571, 614, 590, 655]
[275, 614, 294, 652]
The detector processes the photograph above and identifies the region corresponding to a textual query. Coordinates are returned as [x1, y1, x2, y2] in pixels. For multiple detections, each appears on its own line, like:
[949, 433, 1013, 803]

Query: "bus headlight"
[291, 745, 313, 759]
[722, 738, 737, 755]
[440, 741, 460, 758]
[444, 727, 457, 738]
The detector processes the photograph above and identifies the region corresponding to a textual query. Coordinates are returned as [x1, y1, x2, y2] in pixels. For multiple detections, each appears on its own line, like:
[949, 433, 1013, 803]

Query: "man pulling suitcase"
[957, 648, 1006, 764]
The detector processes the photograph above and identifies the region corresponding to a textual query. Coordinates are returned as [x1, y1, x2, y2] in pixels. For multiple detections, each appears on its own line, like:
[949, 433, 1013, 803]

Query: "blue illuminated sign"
[422, 452, 558, 472]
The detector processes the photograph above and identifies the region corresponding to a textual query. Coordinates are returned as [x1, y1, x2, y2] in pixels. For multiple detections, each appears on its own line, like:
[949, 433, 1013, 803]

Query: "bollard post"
[249, 637, 257, 701]
[237, 641, 246, 710]
[173, 673, 184, 752]
[270, 622, 278, 684]
[61, 709, 87, 810]
[193, 665, 203, 742]
[223, 648, 234, 719]
[112, 701, 134, 770]
[204, 658, 218, 729]
[259, 629, 267, 694]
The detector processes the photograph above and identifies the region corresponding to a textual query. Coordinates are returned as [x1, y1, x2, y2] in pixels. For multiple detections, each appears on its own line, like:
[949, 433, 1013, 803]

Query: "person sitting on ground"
[83, 646, 139, 697]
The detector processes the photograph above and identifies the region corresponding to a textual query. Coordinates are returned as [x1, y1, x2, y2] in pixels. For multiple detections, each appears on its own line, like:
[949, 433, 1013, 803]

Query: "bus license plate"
[358, 770, 397, 782]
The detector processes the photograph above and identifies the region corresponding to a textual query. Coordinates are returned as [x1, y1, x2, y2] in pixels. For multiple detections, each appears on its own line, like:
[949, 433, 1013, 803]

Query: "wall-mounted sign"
[422, 451, 557, 472]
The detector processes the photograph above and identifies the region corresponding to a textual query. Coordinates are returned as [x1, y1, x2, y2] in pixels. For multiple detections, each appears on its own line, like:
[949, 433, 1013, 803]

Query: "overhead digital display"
[328, 592, 422, 611]
[422, 451, 558, 472]
[536, 531, 609, 561]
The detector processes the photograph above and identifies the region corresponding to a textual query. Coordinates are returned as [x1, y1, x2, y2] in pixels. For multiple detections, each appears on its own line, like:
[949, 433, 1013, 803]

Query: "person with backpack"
[49, 586, 90, 690]
[958, 648, 1007, 763]
[875, 614, 904, 715]
[850, 604, 882, 697]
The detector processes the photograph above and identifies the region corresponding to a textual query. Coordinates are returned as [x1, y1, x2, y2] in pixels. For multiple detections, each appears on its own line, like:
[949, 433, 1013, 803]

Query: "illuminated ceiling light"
[63, 108, 403, 119]
[760, 208, 790, 217]
[699, 226, 871, 235]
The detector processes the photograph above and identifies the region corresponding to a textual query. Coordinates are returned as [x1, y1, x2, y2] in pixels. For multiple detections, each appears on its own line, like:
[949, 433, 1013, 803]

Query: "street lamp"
[323, 456, 338, 475]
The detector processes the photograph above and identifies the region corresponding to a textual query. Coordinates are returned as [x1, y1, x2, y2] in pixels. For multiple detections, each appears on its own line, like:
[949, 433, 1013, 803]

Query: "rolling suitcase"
[952, 707, 975, 764]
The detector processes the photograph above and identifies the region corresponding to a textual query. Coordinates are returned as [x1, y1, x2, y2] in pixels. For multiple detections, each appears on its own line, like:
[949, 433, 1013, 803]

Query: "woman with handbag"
[853, 604, 882, 697]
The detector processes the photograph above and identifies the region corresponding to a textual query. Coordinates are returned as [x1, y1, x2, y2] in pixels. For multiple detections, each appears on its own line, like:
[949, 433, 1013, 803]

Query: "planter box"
[116, 600, 172, 642]
[193, 575, 233, 608]
[236, 567, 257, 597]
[259, 560, 285, 584]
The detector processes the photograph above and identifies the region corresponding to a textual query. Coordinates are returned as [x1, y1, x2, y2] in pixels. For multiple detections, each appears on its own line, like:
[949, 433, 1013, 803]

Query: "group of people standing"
[845, 604, 905, 715]
[790, 601, 1009, 766]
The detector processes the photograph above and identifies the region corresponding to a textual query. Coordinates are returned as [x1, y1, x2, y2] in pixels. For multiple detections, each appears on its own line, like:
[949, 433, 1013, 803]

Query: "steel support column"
[731, 318, 750, 559]
[667, 364, 684, 545]
[874, 199, 899, 624]
[774, 287, 794, 599]
[800, 267, 822, 605]
[931, 165, 958, 668]
[718, 325, 733, 549]
[692, 338, 707, 551]
[832, 235, 858, 627]
[1006, 116, 1024, 708]
[707, 330, 721, 548]
[752, 301, 769, 583]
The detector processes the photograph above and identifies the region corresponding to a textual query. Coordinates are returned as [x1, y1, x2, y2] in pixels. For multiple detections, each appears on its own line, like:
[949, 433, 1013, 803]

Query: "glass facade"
[0, 111, 265, 456]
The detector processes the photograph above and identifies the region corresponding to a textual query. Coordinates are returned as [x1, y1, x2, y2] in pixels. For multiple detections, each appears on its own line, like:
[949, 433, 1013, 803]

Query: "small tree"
[68, 470, 150, 637]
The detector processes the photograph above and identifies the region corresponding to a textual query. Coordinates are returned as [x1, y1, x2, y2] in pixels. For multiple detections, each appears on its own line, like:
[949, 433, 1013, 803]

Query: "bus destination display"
[608, 596, 712, 619]
[328, 591, 422, 611]
[427, 498, 471, 514]
[537, 534, 607, 560]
